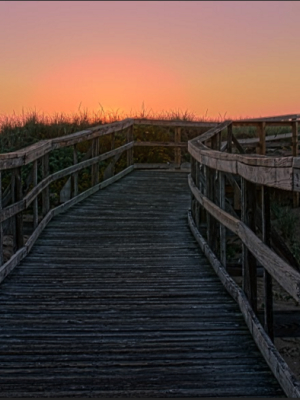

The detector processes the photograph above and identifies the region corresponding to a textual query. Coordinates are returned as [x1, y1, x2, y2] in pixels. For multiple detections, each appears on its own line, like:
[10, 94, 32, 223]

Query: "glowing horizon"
[1, 1, 300, 120]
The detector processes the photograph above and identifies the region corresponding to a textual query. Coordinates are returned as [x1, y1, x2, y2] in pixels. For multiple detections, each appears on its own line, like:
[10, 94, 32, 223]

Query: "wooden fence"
[188, 114, 300, 397]
[0, 118, 214, 283]
[1, 114, 300, 396]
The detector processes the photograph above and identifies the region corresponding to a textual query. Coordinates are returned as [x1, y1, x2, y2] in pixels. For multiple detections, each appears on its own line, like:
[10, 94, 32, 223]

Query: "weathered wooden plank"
[188, 174, 300, 303]
[91, 137, 100, 186]
[133, 119, 217, 128]
[219, 172, 226, 267]
[14, 167, 24, 250]
[241, 113, 300, 122]
[41, 154, 50, 217]
[52, 119, 134, 148]
[197, 121, 233, 144]
[26, 142, 134, 208]
[0, 170, 284, 397]
[241, 177, 257, 313]
[174, 127, 182, 165]
[188, 212, 300, 398]
[262, 186, 274, 342]
[237, 162, 293, 190]
[127, 125, 134, 167]
[134, 141, 187, 148]
[134, 163, 181, 170]
[0, 247, 27, 284]
[0, 172, 3, 266]
[233, 120, 294, 127]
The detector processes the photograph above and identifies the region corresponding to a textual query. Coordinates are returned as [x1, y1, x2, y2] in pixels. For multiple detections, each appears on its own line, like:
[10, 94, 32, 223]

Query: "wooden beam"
[219, 172, 226, 267]
[91, 138, 100, 186]
[72, 145, 78, 197]
[188, 175, 300, 303]
[127, 125, 134, 167]
[292, 120, 299, 206]
[174, 127, 182, 165]
[0, 172, 3, 266]
[187, 211, 300, 399]
[42, 154, 50, 217]
[227, 124, 232, 154]
[262, 186, 274, 342]
[32, 160, 38, 229]
[241, 177, 257, 313]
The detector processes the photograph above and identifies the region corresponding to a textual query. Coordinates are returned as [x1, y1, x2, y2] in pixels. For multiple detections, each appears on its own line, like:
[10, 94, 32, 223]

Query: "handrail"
[187, 116, 300, 397]
[0, 117, 214, 276]
[0, 114, 300, 396]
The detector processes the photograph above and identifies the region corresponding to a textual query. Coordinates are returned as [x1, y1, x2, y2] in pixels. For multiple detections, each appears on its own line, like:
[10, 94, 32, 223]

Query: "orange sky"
[1, 1, 300, 119]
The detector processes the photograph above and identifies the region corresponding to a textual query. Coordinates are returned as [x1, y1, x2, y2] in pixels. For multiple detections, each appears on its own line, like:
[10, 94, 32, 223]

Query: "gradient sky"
[1, 1, 300, 119]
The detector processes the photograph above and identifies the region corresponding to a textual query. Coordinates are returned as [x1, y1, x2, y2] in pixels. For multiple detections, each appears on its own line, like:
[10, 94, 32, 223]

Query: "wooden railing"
[0, 118, 215, 283]
[188, 114, 300, 398]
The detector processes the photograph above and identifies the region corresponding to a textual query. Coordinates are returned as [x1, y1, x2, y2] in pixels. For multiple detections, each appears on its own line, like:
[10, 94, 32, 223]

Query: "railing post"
[91, 138, 100, 186]
[207, 134, 219, 254]
[190, 156, 197, 221]
[174, 127, 181, 166]
[292, 119, 299, 207]
[15, 167, 24, 250]
[42, 153, 50, 217]
[127, 125, 134, 167]
[11, 172, 16, 253]
[72, 144, 78, 197]
[195, 160, 201, 229]
[241, 177, 257, 313]
[111, 132, 115, 176]
[33, 160, 39, 229]
[262, 185, 273, 341]
[0, 172, 3, 266]
[206, 166, 217, 252]
[219, 171, 226, 267]
[227, 123, 233, 154]
[258, 121, 266, 156]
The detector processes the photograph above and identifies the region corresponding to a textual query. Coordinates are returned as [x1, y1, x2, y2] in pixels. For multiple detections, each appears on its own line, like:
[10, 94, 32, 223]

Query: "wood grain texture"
[188, 212, 300, 398]
[0, 171, 283, 397]
[188, 174, 300, 303]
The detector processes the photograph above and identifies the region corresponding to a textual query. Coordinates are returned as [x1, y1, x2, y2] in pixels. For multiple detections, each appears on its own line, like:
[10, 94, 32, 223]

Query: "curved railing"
[0, 118, 215, 282]
[187, 114, 300, 397]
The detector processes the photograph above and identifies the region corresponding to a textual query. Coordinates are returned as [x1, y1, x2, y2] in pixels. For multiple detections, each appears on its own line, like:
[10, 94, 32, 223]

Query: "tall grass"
[0, 107, 294, 154]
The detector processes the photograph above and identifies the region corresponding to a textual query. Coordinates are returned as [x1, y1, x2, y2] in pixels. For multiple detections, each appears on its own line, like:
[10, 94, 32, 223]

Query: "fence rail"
[1, 114, 300, 396]
[188, 114, 300, 397]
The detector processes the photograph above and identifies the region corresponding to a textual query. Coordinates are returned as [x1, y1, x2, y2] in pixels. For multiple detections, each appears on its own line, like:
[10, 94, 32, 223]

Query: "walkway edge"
[0, 166, 134, 285]
[188, 210, 300, 398]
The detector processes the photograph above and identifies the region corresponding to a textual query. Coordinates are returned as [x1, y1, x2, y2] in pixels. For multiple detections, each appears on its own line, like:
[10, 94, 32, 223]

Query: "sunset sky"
[1, 1, 300, 119]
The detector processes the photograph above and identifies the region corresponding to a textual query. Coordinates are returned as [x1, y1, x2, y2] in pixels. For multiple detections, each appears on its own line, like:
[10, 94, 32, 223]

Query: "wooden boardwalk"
[0, 170, 284, 397]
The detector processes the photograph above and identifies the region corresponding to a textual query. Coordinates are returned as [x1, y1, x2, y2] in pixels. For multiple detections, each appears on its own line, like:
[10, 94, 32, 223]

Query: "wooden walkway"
[0, 171, 284, 397]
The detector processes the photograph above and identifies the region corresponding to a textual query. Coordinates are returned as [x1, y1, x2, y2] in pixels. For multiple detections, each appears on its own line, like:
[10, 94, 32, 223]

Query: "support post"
[206, 166, 217, 252]
[15, 167, 24, 250]
[227, 123, 233, 154]
[241, 177, 257, 313]
[0, 172, 3, 266]
[174, 127, 182, 166]
[195, 160, 200, 229]
[11, 172, 16, 253]
[190, 156, 197, 220]
[127, 126, 134, 167]
[262, 185, 274, 341]
[42, 154, 50, 217]
[33, 160, 38, 229]
[219, 172, 226, 267]
[292, 120, 299, 207]
[91, 138, 100, 186]
[72, 144, 78, 197]
[258, 122, 266, 156]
